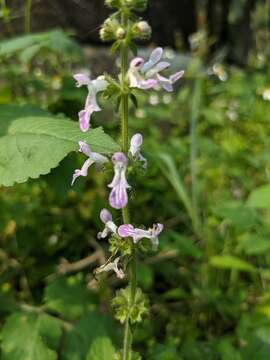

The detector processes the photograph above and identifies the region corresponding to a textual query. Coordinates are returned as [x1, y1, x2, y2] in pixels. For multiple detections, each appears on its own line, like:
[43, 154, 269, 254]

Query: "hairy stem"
[120, 11, 137, 360]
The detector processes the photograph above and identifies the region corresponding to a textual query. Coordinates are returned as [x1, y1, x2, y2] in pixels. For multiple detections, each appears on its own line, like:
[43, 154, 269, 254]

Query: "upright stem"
[190, 74, 203, 235]
[24, 0, 32, 33]
[120, 10, 137, 360]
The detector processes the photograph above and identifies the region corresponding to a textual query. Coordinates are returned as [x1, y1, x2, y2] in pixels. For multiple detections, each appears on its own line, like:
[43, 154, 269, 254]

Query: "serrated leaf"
[44, 276, 94, 320]
[247, 184, 270, 209]
[210, 255, 256, 273]
[0, 105, 119, 186]
[0, 312, 61, 360]
[86, 337, 115, 360]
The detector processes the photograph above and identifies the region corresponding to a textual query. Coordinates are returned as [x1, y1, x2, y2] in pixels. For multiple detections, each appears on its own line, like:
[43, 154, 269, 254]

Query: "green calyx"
[109, 233, 133, 256]
[112, 287, 149, 324]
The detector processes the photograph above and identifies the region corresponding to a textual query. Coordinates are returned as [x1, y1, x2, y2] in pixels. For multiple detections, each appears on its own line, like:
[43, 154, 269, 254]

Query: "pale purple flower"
[96, 257, 125, 279]
[141, 47, 169, 74]
[128, 47, 184, 92]
[97, 208, 117, 239]
[118, 223, 164, 248]
[73, 73, 108, 132]
[108, 152, 130, 209]
[129, 133, 147, 168]
[71, 141, 108, 185]
[127, 57, 157, 90]
[156, 71, 185, 92]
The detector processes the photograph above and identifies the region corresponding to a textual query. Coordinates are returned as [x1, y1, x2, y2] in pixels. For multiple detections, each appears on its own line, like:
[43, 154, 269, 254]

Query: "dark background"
[2, 0, 260, 65]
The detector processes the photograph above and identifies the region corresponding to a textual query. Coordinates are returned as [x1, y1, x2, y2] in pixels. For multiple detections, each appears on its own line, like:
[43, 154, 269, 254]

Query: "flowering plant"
[71, 0, 184, 357]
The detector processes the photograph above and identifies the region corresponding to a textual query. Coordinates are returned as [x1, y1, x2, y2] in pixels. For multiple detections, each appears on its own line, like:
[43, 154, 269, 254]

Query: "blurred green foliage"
[0, 14, 270, 359]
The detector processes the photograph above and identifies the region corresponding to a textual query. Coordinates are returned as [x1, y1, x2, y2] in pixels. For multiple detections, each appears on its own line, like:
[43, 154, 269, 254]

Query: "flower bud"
[116, 27, 126, 39]
[132, 21, 151, 40]
[100, 18, 121, 42]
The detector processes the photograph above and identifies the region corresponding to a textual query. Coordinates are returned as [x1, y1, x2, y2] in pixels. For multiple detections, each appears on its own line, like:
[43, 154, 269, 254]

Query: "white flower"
[96, 257, 125, 279]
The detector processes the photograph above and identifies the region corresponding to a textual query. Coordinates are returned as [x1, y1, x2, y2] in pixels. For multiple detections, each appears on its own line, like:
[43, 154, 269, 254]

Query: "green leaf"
[0, 105, 119, 186]
[0, 33, 45, 57]
[86, 337, 115, 360]
[213, 201, 259, 230]
[240, 326, 270, 360]
[0, 104, 50, 120]
[210, 255, 256, 273]
[149, 344, 181, 360]
[111, 40, 121, 54]
[0, 30, 81, 59]
[238, 234, 270, 255]
[247, 184, 270, 209]
[130, 93, 138, 108]
[62, 311, 116, 360]
[44, 276, 94, 320]
[0, 312, 61, 360]
[19, 44, 42, 63]
[217, 339, 242, 360]
[167, 231, 202, 259]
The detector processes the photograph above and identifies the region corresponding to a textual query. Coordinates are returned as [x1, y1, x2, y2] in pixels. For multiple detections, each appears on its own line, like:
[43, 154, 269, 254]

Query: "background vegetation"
[0, 0, 270, 359]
